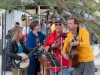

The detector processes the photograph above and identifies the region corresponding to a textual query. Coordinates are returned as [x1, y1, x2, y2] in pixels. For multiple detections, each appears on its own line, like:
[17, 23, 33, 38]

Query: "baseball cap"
[55, 20, 62, 23]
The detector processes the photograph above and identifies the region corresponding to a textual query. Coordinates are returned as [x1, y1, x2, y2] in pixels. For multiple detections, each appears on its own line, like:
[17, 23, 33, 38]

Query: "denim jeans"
[68, 68, 74, 75]
[50, 68, 68, 75]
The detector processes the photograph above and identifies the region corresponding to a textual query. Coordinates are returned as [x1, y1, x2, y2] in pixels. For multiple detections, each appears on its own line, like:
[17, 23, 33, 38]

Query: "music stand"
[60, 33, 67, 75]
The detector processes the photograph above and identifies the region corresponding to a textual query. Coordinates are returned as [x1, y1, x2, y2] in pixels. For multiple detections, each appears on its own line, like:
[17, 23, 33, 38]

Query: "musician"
[26, 20, 46, 75]
[63, 17, 95, 75]
[6, 22, 20, 40]
[7, 26, 31, 75]
[45, 20, 69, 75]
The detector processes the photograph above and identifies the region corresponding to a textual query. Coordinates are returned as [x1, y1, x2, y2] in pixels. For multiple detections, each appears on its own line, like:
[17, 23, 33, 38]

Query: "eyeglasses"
[55, 24, 62, 26]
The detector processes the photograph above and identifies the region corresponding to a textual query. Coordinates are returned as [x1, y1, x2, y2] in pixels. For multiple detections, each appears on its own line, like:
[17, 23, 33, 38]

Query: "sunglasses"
[55, 24, 62, 26]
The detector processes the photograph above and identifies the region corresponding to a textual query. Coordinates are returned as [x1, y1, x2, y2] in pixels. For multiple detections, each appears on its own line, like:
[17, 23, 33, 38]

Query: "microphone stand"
[60, 36, 63, 75]
[18, 68, 20, 75]
[60, 33, 67, 75]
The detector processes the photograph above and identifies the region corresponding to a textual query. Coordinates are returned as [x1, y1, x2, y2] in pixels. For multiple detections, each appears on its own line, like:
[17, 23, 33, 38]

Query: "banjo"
[12, 42, 45, 69]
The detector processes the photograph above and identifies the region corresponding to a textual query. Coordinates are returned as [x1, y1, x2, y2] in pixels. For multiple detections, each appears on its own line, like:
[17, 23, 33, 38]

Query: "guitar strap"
[72, 27, 79, 42]
[70, 27, 79, 51]
[54, 35, 61, 45]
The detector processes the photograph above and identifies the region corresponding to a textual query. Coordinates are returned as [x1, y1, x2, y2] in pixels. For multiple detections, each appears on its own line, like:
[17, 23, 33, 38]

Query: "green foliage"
[0, 0, 24, 11]
[0, 0, 100, 41]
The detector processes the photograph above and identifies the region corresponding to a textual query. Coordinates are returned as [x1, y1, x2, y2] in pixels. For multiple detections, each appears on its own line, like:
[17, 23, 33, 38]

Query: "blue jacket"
[26, 31, 45, 62]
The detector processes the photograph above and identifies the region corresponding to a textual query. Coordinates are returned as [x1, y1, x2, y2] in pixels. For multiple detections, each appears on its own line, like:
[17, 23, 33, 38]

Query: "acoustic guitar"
[68, 44, 78, 68]
[68, 28, 79, 68]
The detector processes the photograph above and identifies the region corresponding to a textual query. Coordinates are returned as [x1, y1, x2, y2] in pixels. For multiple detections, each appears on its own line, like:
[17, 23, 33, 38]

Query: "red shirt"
[23, 34, 27, 42]
[45, 31, 69, 72]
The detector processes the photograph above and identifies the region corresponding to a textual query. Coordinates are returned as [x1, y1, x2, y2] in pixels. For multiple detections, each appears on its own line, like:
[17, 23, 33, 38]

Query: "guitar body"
[13, 53, 30, 69]
[68, 47, 78, 68]
[38, 57, 50, 75]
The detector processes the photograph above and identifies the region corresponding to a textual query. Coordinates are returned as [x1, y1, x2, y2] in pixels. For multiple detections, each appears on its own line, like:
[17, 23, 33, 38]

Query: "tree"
[0, 0, 100, 41]
[36, 0, 100, 41]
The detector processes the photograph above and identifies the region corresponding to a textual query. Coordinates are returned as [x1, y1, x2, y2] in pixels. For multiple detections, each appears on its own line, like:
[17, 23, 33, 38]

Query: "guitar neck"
[28, 42, 45, 57]
[28, 47, 37, 57]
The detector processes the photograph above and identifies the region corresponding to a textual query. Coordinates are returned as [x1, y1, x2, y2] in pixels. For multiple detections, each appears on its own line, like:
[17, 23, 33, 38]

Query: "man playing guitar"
[45, 20, 69, 75]
[63, 17, 95, 75]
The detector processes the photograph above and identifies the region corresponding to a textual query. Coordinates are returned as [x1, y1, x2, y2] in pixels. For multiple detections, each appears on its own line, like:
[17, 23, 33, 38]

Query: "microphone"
[60, 33, 67, 39]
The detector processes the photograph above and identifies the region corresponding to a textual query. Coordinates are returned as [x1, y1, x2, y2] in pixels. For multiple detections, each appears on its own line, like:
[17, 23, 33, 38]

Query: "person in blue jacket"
[26, 20, 46, 75]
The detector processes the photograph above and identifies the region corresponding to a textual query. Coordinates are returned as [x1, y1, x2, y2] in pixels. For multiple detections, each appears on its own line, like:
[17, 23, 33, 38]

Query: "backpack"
[6, 29, 12, 40]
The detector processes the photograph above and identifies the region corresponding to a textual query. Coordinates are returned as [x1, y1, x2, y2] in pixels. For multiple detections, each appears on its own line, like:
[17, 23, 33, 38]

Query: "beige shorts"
[11, 67, 27, 75]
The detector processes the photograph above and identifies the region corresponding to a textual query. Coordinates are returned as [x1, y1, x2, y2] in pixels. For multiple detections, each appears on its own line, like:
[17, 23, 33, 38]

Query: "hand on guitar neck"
[41, 54, 47, 60]
[52, 43, 59, 48]
[38, 45, 44, 51]
[37, 41, 45, 51]
[38, 46, 43, 51]
[45, 46, 50, 52]
[70, 41, 80, 46]
[44, 43, 59, 52]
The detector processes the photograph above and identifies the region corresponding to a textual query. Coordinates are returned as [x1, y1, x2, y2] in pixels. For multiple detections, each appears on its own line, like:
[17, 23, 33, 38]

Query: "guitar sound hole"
[69, 54, 72, 59]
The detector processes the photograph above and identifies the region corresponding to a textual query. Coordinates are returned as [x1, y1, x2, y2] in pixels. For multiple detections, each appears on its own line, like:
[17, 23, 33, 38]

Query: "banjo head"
[14, 53, 30, 69]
